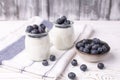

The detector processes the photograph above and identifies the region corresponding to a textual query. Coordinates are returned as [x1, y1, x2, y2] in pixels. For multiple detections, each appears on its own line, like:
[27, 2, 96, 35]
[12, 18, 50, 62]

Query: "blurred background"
[0, 0, 120, 21]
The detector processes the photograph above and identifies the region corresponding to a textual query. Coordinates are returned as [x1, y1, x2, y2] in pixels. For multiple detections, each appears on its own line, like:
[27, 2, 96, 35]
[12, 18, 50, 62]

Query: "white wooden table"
[0, 21, 120, 80]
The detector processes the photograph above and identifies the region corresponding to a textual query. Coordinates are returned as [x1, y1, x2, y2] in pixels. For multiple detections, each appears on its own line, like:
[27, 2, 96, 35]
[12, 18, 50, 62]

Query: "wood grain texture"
[80, 0, 110, 20]
[0, 0, 17, 20]
[14, 0, 48, 20]
[0, 0, 120, 20]
[48, 0, 80, 21]
[110, 0, 120, 20]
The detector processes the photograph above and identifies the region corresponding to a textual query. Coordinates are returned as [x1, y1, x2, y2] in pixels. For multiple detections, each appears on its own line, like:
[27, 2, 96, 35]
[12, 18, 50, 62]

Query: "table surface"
[0, 21, 120, 80]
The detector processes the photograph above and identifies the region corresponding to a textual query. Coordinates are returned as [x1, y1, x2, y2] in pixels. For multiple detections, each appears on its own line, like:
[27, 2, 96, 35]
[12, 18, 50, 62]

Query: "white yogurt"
[25, 33, 50, 61]
[52, 23, 74, 50]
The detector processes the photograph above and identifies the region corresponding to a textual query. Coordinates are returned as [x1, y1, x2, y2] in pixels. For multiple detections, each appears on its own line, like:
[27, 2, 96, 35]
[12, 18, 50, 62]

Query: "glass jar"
[25, 32, 50, 61]
[52, 22, 74, 50]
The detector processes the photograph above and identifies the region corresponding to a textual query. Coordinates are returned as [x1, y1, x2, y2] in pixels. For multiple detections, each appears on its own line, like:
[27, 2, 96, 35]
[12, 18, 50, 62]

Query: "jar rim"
[54, 21, 74, 28]
[26, 32, 48, 38]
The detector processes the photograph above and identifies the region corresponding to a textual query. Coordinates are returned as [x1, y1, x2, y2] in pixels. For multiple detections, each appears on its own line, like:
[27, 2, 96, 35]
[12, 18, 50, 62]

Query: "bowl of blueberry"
[75, 38, 110, 62]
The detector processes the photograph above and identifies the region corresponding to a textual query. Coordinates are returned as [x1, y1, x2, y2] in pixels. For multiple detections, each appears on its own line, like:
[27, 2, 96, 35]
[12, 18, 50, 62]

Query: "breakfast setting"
[0, 0, 120, 80]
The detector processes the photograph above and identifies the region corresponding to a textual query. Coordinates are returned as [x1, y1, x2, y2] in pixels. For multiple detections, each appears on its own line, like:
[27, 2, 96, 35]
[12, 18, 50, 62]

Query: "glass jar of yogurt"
[25, 24, 50, 61]
[52, 21, 74, 50]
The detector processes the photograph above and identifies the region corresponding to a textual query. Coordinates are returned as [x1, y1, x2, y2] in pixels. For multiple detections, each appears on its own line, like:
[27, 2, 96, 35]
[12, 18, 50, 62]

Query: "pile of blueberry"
[76, 38, 110, 54]
[26, 24, 46, 34]
[56, 16, 71, 25]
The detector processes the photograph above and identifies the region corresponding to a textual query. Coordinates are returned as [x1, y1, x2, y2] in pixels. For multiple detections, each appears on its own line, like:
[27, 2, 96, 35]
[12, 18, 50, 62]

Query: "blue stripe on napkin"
[0, 36, 25, 62]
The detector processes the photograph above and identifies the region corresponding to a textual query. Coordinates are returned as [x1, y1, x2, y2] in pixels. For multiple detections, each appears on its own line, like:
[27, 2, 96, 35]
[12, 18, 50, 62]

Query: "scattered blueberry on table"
[68, 72, 76, 79]
[42, 60, 49, 66]
[49, 55, 56, 61]
[71, 59, 78, 66]
[80, 64, 87, 72]
[97, 63, 104, 69]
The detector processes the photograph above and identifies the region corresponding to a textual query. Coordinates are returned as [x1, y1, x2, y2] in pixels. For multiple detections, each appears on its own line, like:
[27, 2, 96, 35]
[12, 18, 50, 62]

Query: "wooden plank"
[48, 0, 80, 21]
[0, 0, 17, 20]
[38, 0, 49, 20]
[15, 0, 37, 20]
[110, 0, 120, 20]
[14, 0, 48, 20]
[80, 0, 110, 20]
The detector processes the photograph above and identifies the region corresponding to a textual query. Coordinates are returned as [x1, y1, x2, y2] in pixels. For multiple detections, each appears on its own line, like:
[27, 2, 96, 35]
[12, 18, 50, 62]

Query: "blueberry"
[91, 49, 99, 54]
[97, 63, 104, 69]
[92, 44, 100, 50]
[61, 16, 67, 22]
[50, 55, 56, 61]
[82, 39, 88, 44]
[31, 29, 40, 34]
[80, 64, 87, 71]
[93, 38, 101, 44]
[26, 25, 33, 33]
[79, 47, 84, 52]
[38, 27, 45, 33]
[90, 42, 95, 46]
[104, 43, 110, 52]
[83, 48, 90, 53]
[33, 24, 39, 29]
[76, 42, 84, 49]
[64, 20, 71, 25]
[85, 44, 92, 50]
[68, 72, 76, 79]
[97, 47, 103, 53]
[102, 45, 108, 53]
[71, 59, 78, 66]
[40, 24, 46, 30]
[56, 18, 64, 24]
[42, 60, 48, 66]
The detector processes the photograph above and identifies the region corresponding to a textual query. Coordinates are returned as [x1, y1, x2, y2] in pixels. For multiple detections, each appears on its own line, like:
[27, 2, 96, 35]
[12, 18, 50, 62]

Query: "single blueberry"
[26, 25, 33, 33]
[79, 47, 84, 52]
[64, 20, 71, 25]
[83, 48, 90, 53]
[71, 59, 78, 66]
[82, 39, 91, 44]
[97, 63, 104, 69]
[80, 64, 87, 71]
[104, 43, 110, 52]
[90, 42, 95, 46]
[68, 72, 76, 79]
[56, 18, 64, 24]
[38, 27, 45, 33]
[92, 44, 100, 50]
[102, 45, 108, 53]
[31, 29, 40, 34]
[97, 47, 103, 53]
[42, 60, 49, 66]
[91, 49, 99, 54]
[76, 42, 84, 49]
[40, 24, 46, 30]
[33, 24, 39, 29]
[61, 16, 67, 22]
[50, 55, 56, 61]
[85, 44, 92, 50]
[93, 38, 101, 44]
